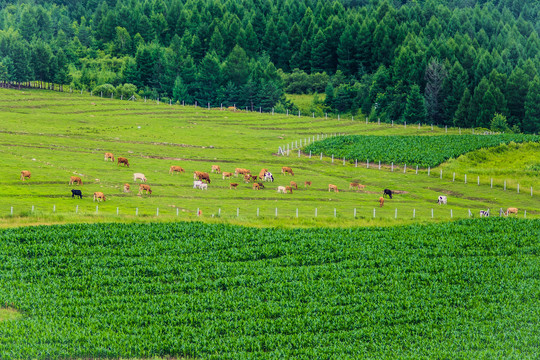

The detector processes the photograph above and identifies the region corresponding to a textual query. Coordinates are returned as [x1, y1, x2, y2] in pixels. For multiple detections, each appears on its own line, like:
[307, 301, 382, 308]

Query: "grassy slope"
[0, 88, 538, 228]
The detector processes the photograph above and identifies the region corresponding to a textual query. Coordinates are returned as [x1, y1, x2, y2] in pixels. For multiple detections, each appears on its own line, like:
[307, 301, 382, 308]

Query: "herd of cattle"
[18, 152, 520, 217]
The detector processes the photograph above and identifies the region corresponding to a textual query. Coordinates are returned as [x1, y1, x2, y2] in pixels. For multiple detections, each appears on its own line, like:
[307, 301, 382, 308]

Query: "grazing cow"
[198, 183, 208, 190]
[133, 173, 147, 182]
[259, 168, 269, 180]
[437, 195, 448, 205]
[244, 174, 252, 183]
[253, 183, 260, 190]
[350, 183, 366, 191]
[69, 176, 83, 185]
[211, 165, 221, 173]
[277, 186, 286, 194]
[194, 171, 203, 180]
[235, 168, 250, 177]
[480, 209, 490, 217]
[170, 166, 185, 175]
[264, 172, 274, 182]
[328, 184, 338, 193]
[198, 172, 211, 184]
[249, 175, 258, 182]
[282, 166, 294, 176]
[222, 172, 233, 180]
[123, 183, 130, 193]
[71, 189, 83, 199]
[505, 207, 518, 216]
[257, 182, 265, 189]
[285, 186, 293, 194]
[304, 181, 312, 188]
[193, 180, 203, 189]
[20, 170, 31, 181]
[104, 152, 114, 162]
[290, 181, 298, 190]
[383, 189, 393, 199]
[117, 157, 129, 167]
[229, 183, 238, 189]
[138, 184, 152, 195]
[93, 192, 106, 202]
[379, 197, 384, 207]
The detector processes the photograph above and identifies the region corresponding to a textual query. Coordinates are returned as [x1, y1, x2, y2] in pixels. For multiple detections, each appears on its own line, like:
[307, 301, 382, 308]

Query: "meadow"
[0, 88, 538, 227]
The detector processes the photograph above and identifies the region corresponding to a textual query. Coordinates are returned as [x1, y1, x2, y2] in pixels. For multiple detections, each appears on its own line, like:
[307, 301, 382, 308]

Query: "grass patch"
[0, 307, 22, 321]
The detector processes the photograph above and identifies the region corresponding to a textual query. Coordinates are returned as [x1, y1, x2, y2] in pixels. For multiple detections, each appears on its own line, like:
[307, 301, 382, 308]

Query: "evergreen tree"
[194, 51, 221, 105]
[424, 58, 447, 125]
[311, 30, 330, 73]
[453, 88, 472, 128]
[403, 84, 427, 124]
[441, 61, 468, 125]
[506, 67, 529, 128]
[490, 113, 509, 133]
[223, 45, 249, 86]
[172, 76, 191, 103]
[209, 26, 225, 59]
[523, 76, 540, 133]
[324, 82, 334, 108]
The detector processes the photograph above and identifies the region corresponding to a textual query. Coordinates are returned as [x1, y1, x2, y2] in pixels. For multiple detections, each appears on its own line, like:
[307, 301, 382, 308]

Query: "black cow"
[71, 189, 83, 199]
[383, 189, 393, 199]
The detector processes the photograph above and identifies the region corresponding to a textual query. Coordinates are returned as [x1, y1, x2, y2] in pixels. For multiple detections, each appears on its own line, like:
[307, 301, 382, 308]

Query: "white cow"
[277, 186, 286, 193]
[437, 195, 447, 205]
[199, 183, 208, 190]
[264, 172, 274, 182]
[193, 180, 203, 189]
[133, 173, 147, 182]
[480, 209, 490, 217]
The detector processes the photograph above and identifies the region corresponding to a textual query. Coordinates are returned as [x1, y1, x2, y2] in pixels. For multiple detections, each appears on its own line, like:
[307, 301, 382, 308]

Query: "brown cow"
[211, 165, 221, 174]
[117, 157, 129, 167]
[290, 181, 298, 190]
[123, 183, 131, 193]
[235, 168, 250, 177]
[104, 152, 114, 162]
[505, 207, 518, 216]
[379, 197, 384, 207]
[253, 183, 260, 190]
[349, 183, 366, 191]
[20, 170, 31, 181]
[193, 171, 204, 180]
[93, 192, 106, 202]
[328, 184, 338, 193]
[229, 183, 239, 189]
[259, 168, 269, 180]
[304, 181, 312, 188]
[285, 186, 293, 194]
[222, 172, 233, 180]
[198, 172, 211, 184]
[138, 184, 152, 195]
[69, 176, 83, 185]
[170, 166, 185, 174]
[282, 167, 294, 176]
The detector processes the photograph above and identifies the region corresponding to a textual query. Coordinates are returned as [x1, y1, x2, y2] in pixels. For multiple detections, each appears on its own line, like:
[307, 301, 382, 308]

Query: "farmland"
[0, 219, 539, 358]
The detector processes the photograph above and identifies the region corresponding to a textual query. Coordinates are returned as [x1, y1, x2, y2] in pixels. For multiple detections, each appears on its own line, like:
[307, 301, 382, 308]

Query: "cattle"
[259, 168, 269, 180]
[253, 183, 260, 190]
[193, 180, 203, 189]
[123, 183, 130, 193]
[304, 181, 312, 188]
[249, 175, 258, 182]
[133, 173, 147, 182]
[505, 207, 518, 216]
[290, 181, 298, 190]
[20, 170, 31, 181]
[71, 189, 83, 199]
[235, 168, 250, 177]
[379, 197, 384, 207]
[328, 184, 338, 193]
[222, 172, 233, 180]
[138, 184, 152, 195]
[170, 166, 185, 175]
[69, 176, 83, 185]
[117, 157, 129, 167]
[229, 183, 239, 189]
[198, 172, 211, 184]
[277, 186, 286, 194]
[285, 186, 293, 194]
[198, 183, 208, 190]
[193, 171, 203, 180]
[480, 209, 490, 217]
[93, 192, 106, 202]
[264, 172, 274, 182]
[282, 166, 294, 176]
[349, 183, 366, 191]
[227, 106, 236, 111]
[437, 196, 448, 205]
[257, 182, 265, 189]
[211, 165, 221, 174]
[383, 189, 393, 199]
[104, 152, 114, 162]
[244, 174, 252, 183]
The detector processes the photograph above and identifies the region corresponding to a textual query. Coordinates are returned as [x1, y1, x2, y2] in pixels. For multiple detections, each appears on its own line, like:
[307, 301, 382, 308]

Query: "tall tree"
[403, 84, 427, 124]
[424, 58, 447, 125]
[523, 76, 540, 133]
[506, 67, 529, 128]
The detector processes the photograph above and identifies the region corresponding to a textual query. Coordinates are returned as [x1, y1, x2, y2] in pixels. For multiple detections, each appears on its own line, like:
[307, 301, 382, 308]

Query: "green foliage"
[490, 113, 509, 132]
[92, 83, 115, 97]
[305, 134, 540, 167]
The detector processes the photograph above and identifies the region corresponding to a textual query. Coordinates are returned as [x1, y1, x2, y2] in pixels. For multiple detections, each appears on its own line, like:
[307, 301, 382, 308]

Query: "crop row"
[303, 134, 540, 167]
[0, 219, 539, 358]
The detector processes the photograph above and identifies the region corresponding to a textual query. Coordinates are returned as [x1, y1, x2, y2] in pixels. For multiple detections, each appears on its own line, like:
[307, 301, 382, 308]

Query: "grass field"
[0, 88, 538, 227]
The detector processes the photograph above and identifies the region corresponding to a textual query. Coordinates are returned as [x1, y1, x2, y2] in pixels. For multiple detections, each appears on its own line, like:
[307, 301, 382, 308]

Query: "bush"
[93, 84, 116, 97]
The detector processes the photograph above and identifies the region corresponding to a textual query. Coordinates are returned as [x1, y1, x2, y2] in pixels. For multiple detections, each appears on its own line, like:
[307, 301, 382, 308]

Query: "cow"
[257, 182, 265, 189]
[505, 207, 518, 216]
[138, 184, 152, 195]
[277, 186, 286, 194]
[282, 166, 294, 176]
[69, 176, 83, 185]
[259, 168, 269, 180]
[20, 170, 31, 181]
[379, 197, 384, 207]
[285, 186, 293, 194]
[133, 173, 147, 182]
[211, 165, 221, 173]
[71, 189, 83, 199]
[170, 166, 185, 175]
[193, 180, 203, 189]
[253, 183, 260, 190]
[383, 189, 393, 199]
[264, 172, 274, 182]
[350, 183, 366, 191]
[227, 106, 236, 111]
[437, 196, 447, 205]
[304, 181, 312, 188]
[117, 157, 129, 167]
[222, 172, 233, 180]
[249, 175, 258, 182]
[198, 172, 211, 184]
[104, 152, 114, 162]
[198, 183, 208, 190]
[93, 192, 106, 202]
[194, 171, 204, 180]
[328, 184, 338, 193]
[244, 174, 252, 183]
[123, 183, 130, 193]
[235, 168, 250, 177]
[290, 181, 298, 190]
[480, 209, 490, 217]
[229, 183, 238, 189]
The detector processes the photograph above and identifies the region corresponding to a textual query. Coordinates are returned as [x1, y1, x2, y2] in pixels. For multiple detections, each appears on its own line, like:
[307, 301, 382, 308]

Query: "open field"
[0, 88, 538, 227]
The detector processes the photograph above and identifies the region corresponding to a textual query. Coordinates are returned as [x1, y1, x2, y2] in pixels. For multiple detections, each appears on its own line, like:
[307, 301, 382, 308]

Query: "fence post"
[343, 157, 346, 165]
[117, 207, 119, 215]
[218, 208, 221, 216]
[428, 167, 430, 176]
[275, 208, 278, 217]
[468, 209, 472, 217]
[517, 184, 520, 193]
[395, 208, 397, 219]
[53, 205, 56, 213]
[334, 208, 336, 217]
[391, 162, 394, 171]
[373, 208, 376, 218]
[156, 208, 159, 216]
[76, 205, 78, 214]
[298, 149, 301, 157]
[404, 164, 406, 173]
[431, 208, 433, 218]
[355, 159, 357, 167]
[531, 187, 533, 197]
[416, 165, 418, 174]
[440, 169, 442, 179]
[491, 178, 493, 188]
[450, 209, 453, 218]
[465, 174, 467, 184]
[136, 208, 138, 216]
[379, 161, 381, 170]
[524, 210, 527, 218]
[320, 153, 323, 160]
[31, 205, 34, 213]
[177, 208, 179, 216]
[10, 206, 13, 215]
[309, 151, 312, 159]
[477, 176, 480, 185]
[332, 155, 334, 163]
[354, 208, 357, 218]
[413, 209, 415, 218]
[504, 180, 506, 191]
[96, 205, 98, 214]
[257, 208, 259, 217]
[315, 208, 317, 217]
[296, 208, 298, 218]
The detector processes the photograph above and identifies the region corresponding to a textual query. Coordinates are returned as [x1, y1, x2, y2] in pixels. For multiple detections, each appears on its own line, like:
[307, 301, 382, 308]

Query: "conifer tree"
[524, 76, 540, 133]
[403, 84, 427, 124]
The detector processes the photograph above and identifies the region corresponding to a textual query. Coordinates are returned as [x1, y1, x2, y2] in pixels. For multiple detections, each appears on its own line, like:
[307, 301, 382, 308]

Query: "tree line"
[0, 0, 539, 132]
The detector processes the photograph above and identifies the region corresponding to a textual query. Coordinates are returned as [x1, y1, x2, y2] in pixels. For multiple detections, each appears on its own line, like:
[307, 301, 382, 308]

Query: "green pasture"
[0, 88, 538, 227]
